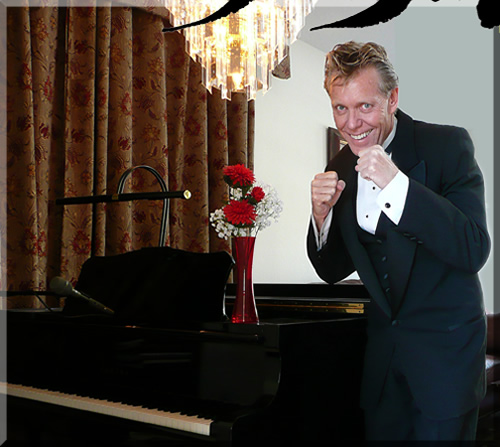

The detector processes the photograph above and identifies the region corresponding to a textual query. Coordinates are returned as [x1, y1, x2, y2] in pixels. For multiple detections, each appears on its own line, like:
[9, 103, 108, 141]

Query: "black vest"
[357, 212, 401, 316]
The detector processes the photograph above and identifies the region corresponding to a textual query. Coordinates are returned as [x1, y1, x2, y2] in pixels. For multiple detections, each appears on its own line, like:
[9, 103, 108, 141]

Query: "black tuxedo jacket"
[307, 109, 491, 420]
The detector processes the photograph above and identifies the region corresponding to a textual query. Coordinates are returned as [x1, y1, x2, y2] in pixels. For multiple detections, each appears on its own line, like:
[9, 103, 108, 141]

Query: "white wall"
[253, 40, 331, 284]
[252, 7, 494, 312]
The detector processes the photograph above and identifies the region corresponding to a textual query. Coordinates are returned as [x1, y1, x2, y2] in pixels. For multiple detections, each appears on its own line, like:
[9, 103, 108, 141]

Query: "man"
[307, 41, 491, 441]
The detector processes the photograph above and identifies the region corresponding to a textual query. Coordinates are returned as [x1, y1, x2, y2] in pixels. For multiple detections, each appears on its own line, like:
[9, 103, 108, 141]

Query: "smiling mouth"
[350, 130, 372, 141]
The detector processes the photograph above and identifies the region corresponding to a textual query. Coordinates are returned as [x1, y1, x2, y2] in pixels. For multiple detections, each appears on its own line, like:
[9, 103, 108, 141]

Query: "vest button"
[392, 320, 400, 326]
[381, 256, 387, 262]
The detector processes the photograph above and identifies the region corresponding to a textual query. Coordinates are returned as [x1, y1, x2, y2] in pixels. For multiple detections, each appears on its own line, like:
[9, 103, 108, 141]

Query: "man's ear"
[389, 87, 399, 114]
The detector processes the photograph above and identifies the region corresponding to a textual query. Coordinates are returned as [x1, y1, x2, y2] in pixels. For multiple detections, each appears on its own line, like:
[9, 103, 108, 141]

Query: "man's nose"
[346, 110, 362, 130]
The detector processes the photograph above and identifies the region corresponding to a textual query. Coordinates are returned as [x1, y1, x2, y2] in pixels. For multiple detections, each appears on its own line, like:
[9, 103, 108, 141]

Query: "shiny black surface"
[8, 282, 369, 444]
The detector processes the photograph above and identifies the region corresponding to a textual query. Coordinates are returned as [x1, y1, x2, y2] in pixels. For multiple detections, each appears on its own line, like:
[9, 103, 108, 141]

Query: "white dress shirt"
[313, 117, 409, 249]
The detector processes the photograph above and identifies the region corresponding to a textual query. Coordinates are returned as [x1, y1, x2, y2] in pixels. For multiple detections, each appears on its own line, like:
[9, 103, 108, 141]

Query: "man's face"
[328, 67, 399, 156]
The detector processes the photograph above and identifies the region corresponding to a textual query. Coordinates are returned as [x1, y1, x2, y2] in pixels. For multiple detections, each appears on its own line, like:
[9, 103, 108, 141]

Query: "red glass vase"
[232, 236, 259, 324]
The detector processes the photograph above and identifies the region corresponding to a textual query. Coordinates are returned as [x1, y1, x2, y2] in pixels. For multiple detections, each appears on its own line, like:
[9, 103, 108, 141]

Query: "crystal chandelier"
[164, 0, 317, 100]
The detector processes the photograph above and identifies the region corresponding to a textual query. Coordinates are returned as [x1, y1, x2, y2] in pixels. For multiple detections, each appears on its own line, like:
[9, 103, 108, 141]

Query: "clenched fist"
[355, 145, 399, 189]
[311, 171, 346, 231]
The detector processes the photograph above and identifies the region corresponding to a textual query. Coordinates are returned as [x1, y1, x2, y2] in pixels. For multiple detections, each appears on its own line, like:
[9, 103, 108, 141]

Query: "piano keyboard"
[1, 382, 212, 436]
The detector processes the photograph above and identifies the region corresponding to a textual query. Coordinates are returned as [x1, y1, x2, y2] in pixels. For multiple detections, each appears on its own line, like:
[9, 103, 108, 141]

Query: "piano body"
[5, 248, 369, 445]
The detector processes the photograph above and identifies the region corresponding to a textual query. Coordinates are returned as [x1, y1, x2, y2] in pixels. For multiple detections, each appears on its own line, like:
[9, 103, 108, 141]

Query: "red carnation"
[223, 164, 255, 188]
[223, 200, 257, 226]
[249, 186, 265, 203]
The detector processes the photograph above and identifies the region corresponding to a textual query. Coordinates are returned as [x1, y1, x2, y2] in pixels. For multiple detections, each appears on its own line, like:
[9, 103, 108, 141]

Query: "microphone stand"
[2, 290, 59, 311]
[55, 165, 191, 255]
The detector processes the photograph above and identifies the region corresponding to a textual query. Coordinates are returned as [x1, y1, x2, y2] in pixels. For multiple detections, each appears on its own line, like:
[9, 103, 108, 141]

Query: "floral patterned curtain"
[6, 6, 254, 308]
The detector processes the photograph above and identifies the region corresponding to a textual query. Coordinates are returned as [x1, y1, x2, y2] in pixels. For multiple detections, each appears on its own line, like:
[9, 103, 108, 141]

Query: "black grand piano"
[5, 247, 368, 445]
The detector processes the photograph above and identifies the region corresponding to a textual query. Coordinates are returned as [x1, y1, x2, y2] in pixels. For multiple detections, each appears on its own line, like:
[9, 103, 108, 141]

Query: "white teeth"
[351, 130, 372, 140]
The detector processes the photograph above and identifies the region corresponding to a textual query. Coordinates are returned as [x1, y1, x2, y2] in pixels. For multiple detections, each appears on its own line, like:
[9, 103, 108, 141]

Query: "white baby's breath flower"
[209, 173, 283, 239]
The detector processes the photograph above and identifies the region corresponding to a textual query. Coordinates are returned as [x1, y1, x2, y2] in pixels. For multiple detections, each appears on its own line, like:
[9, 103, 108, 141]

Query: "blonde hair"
[324, 41, 398, 96]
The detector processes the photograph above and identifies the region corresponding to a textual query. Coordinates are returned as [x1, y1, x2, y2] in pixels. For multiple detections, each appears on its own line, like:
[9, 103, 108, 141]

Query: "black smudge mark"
[310, 0, 412, 30]
[163, 0, 254, 32]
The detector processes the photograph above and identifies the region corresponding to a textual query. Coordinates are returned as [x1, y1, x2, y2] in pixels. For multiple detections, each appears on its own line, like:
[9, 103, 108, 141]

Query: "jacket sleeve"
[396, 126, 490, 273]
[307, 149, 359, 284]
[307, 206, 356, 284]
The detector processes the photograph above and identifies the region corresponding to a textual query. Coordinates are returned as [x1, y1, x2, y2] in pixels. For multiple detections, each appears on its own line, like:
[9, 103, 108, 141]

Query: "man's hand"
[311, 171, 346, 231]
[356, 145, 399, 189]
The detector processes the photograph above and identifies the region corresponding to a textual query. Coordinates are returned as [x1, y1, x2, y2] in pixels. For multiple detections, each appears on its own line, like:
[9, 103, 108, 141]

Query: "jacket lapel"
[386, 110, 426, 316]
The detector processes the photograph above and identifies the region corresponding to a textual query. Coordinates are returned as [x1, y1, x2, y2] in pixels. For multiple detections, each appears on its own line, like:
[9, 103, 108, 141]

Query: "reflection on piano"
[5, 248, 369, 445]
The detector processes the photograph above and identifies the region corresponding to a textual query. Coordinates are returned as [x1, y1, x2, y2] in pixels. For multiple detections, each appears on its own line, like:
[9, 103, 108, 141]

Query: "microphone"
[50, 276, 115, 316]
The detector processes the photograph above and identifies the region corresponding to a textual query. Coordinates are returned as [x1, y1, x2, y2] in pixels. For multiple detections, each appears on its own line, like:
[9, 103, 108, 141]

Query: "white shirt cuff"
[376, 171, 409, 225]
[311, 209, 333, 250]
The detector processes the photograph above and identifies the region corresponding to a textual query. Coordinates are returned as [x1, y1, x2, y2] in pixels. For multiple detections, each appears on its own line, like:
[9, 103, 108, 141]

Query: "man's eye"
[361, 103, 372, 110]
[336, 105, 346, 112]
